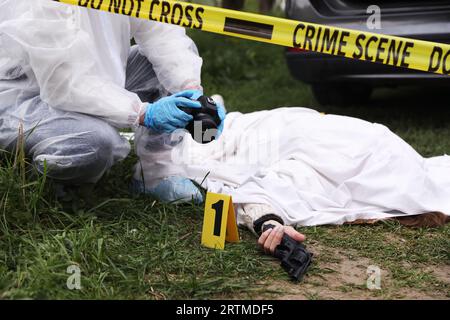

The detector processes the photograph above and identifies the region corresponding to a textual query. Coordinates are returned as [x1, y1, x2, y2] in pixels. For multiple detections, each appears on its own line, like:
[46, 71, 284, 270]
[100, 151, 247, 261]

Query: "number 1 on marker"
[212, 200, 224, 237]
[201, 193, 239, 250]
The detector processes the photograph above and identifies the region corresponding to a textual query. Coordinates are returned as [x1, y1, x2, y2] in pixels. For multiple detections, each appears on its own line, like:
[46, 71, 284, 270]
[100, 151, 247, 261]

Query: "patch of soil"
[428, 264, 450, 284]
[247, 245, 448, 300]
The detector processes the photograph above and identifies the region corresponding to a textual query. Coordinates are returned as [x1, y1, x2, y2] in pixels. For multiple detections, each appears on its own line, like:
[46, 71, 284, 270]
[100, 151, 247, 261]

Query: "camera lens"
[196, 114, 217, 130]
[179, 95, 222, 144]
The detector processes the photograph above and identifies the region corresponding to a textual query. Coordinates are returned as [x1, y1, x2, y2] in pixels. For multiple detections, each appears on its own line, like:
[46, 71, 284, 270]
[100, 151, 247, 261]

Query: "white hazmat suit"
[0, 0, 202, 183]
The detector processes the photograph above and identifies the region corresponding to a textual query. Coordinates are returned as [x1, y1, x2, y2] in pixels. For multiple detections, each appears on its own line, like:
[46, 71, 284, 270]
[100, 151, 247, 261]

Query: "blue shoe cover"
[131, 176, 204, 204]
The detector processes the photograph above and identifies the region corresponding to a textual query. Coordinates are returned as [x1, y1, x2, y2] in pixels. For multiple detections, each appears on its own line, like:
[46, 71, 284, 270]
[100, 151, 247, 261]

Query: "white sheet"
[135, 107, 450, 226]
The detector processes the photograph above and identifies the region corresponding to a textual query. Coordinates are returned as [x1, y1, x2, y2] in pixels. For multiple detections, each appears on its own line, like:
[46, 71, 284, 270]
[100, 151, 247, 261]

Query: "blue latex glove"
[178, 89, 203, 100]
[169, 90, 227, 138]
[217, 103, 227, 136]
[144, 91, 202, 133]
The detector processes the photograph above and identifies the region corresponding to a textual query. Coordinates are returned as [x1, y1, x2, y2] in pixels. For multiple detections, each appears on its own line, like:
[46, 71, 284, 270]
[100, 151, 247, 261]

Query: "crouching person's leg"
[2, 97, 130, 186]
[132, 126, 204, 204]
[236, 203, 306, 255]
[126, 45, 203, 203]
[31, 118, 129, 185]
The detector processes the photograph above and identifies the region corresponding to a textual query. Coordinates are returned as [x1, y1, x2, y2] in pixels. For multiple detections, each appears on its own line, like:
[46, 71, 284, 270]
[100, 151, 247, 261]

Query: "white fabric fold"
[135, 107, 450, 226]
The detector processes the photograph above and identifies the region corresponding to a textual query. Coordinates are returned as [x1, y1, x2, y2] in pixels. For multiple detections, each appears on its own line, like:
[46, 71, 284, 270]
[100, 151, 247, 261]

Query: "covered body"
[135, 107, 450, 226]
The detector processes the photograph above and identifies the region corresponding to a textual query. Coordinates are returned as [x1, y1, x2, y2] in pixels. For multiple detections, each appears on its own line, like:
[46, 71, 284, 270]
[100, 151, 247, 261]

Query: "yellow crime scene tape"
[53, 0, 450, 75]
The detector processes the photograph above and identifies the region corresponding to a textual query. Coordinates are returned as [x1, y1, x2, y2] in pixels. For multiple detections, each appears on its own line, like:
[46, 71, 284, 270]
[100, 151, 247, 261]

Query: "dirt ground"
[249, 245, 450, 300]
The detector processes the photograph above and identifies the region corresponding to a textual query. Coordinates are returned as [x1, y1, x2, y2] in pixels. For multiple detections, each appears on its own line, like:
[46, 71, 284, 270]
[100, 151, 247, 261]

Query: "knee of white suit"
[32, 130, 129, 185]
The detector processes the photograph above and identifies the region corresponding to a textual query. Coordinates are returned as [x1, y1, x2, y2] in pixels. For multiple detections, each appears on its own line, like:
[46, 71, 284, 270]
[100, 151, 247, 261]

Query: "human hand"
[177, 91, 227, 138]
[143, 91, 201, 133]
[216, 102, 226, 137]
[174, 89, 203, 100]
[257, 221, 306, 256]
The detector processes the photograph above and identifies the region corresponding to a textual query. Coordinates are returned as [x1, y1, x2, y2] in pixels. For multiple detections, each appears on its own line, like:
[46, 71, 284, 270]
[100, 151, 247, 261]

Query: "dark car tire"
[312, 83, 373, 106]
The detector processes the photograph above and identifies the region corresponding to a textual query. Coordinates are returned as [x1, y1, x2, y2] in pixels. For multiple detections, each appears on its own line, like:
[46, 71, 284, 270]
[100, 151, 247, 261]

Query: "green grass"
[1, 4, 449, 300]
[0, 153, 285, 299]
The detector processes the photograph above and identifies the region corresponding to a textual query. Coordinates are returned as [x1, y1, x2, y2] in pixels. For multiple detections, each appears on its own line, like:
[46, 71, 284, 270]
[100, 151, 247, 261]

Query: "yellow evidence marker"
[201, 192, 240, 250]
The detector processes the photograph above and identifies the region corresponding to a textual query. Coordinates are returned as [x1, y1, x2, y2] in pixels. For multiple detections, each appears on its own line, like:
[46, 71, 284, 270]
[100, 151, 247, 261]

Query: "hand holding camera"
[143, 90, 225, 144]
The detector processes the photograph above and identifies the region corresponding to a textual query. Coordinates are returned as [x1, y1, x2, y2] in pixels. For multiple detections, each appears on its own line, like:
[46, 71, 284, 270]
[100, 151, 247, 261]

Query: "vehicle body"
[284, 0, 450, 105]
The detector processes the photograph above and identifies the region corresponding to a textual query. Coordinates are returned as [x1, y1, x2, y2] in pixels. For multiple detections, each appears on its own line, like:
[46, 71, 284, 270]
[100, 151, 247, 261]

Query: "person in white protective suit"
[0, 0, 224, 201]
[134, 106, 450, 254]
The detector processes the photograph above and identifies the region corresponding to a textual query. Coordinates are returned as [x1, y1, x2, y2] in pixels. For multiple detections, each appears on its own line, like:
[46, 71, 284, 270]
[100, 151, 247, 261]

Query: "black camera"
[179, 95, 222, 144]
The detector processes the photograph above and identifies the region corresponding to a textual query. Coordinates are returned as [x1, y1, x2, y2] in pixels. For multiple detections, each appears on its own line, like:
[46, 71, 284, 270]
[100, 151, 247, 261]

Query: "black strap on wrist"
[253, 214, 284, 236]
